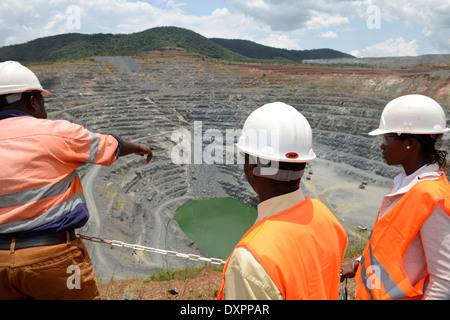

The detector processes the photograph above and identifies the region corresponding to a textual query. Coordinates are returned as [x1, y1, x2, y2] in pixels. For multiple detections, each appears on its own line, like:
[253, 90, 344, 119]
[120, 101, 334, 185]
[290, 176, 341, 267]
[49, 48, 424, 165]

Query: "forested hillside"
[0, 26, 353, 64]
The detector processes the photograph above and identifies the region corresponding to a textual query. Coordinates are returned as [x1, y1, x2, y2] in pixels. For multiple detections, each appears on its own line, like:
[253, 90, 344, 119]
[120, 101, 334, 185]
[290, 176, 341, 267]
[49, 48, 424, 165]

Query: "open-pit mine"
[29, 52, 450, 281]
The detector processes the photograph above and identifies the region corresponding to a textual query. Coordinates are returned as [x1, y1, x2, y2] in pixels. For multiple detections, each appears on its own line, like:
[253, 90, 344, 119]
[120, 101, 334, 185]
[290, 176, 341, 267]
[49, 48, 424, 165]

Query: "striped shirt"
[0, 110, 122, 238]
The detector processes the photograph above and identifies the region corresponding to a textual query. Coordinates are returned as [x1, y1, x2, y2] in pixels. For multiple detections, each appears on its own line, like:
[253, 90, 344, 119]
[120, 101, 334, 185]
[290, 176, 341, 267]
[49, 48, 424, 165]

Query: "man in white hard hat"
[0, 61, 155, 300]
[217, 102, 347, 300]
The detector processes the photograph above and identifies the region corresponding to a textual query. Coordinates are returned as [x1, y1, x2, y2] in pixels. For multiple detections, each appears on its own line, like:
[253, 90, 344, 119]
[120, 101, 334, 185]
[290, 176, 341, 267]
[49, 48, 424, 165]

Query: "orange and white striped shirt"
[0, 110, 121, 238]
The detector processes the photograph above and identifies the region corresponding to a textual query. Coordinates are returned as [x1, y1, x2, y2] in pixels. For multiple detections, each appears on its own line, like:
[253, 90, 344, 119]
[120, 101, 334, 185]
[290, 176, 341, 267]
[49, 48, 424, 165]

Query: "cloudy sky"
[0, 0, 449, 58]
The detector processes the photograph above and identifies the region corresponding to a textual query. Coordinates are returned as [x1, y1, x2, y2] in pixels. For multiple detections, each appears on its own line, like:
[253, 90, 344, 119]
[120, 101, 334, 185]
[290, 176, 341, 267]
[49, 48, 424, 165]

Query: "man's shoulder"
[29, 118, 88, 138]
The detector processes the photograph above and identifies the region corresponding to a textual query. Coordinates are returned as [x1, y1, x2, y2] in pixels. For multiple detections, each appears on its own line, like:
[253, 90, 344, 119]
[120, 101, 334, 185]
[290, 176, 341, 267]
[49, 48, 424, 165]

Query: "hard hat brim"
[1, 86, 51, 97]
[236, 143, 316, 163]
[368, 128, 386, 136]
[369, 128, 450, 136]
[39, 89, 52, 96]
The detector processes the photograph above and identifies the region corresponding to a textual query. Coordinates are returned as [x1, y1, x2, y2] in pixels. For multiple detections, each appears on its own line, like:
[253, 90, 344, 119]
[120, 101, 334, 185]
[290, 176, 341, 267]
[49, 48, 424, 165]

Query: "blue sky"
[0, 0, 449, 58]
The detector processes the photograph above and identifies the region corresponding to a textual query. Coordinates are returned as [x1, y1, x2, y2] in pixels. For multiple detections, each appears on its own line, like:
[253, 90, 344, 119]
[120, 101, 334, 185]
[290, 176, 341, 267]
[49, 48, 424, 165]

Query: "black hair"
[245, 153, 306, 188]
[0, 95, 11, 108]
[246, 154, 307, 172]
[0, 91, 36, 109]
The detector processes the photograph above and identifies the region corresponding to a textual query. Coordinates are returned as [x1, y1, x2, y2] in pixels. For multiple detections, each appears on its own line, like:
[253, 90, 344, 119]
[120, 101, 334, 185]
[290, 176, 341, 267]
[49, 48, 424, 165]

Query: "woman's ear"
[405, 137, 419, 151]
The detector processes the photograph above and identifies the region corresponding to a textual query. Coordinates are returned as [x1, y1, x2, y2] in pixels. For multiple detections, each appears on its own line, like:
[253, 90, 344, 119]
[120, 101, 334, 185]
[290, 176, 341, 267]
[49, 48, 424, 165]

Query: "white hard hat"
[369, 94, 450, 136]
[236, 102, 316, 162]
[0, 61, 51, 104]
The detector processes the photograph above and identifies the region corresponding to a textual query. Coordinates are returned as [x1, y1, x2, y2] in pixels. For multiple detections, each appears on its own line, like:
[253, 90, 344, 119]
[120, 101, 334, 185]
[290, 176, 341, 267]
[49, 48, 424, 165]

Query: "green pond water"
[174, 198, 257, 260]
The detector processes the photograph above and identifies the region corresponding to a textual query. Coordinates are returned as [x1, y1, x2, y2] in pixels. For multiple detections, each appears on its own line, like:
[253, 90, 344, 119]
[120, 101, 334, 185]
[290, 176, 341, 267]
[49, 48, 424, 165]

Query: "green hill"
[210, 38, 353, 61]
[0, 26, 353, 64]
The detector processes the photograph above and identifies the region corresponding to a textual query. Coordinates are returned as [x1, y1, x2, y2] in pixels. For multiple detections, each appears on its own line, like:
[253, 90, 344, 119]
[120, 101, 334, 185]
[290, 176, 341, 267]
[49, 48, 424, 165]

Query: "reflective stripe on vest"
[355, 174, 450, 300]
[0, 194, 86, 234]
[0, 171, 79, 208]
[359, 242, 428, 300]
[218, 198, 347, 300]
[86, 131, 100, 163]
[0, 172, 86, 233]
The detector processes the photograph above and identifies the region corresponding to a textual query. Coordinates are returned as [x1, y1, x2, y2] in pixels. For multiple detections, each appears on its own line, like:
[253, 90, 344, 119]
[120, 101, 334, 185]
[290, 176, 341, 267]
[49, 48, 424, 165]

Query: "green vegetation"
[0, 26, 354, 65]
[344, 227, 371, 258]
[211, 38, 353, 62]
[144, 264, 223, 283]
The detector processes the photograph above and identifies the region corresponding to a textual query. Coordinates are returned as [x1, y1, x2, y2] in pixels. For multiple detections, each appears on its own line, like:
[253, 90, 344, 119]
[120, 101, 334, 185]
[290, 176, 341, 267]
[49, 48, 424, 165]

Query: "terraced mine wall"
[29, 52, 450, 281]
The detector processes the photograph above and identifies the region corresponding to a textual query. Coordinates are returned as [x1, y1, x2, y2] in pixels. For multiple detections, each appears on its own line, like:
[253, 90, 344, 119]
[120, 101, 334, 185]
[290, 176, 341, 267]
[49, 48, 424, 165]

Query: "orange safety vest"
[355, 173, 450, 300]
[0, 114, 119, 235]
[217, 198, 348, 300]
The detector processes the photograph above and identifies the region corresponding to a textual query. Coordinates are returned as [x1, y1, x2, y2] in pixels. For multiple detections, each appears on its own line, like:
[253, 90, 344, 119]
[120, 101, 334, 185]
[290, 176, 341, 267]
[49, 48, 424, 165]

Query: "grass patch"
[344, 227, 371, 258]
[144, 264, 223, 283]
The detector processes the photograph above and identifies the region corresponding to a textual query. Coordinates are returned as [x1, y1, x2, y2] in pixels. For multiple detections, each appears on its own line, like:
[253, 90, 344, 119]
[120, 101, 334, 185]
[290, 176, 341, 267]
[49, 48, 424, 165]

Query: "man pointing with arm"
[0, 61, 154, 300]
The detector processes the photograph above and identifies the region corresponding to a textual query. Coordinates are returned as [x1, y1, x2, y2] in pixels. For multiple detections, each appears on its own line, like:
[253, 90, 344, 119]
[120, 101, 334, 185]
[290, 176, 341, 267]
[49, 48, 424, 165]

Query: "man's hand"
[340, 260, 360, 282]
[135, 145, 156, 163]
[121, 140, 156, 163]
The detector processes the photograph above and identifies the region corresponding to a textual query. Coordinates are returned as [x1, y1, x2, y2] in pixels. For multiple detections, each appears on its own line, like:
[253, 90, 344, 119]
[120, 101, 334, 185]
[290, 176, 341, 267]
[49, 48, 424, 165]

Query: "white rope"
[76, 233, 226, 265]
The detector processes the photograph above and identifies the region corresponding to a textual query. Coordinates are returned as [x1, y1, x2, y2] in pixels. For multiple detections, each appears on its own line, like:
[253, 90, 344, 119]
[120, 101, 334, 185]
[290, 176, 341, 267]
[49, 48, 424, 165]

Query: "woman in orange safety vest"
[342, 94, 450, 300]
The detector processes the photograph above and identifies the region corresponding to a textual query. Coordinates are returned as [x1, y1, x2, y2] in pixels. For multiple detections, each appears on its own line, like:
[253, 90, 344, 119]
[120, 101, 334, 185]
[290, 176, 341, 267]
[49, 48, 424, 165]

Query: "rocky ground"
[98, 257, 358, 300]
[99, 265, 224, 300]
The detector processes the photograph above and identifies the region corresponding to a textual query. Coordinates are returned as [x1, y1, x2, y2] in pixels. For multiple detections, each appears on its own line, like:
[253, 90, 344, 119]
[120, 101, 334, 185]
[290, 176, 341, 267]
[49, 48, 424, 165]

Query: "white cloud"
[319, 31, 338, 39]
[231, 0, 449, 54]
[189, 8, 263, 40]
[351, 37, 419, 58]
[353, 0, 449, 52]
[230, 0, 351, 32]
[0, 0, 448, 55]
[0, 0, 164, 45]
[0, 0, 265, 46]
[258, 34, 302, 50]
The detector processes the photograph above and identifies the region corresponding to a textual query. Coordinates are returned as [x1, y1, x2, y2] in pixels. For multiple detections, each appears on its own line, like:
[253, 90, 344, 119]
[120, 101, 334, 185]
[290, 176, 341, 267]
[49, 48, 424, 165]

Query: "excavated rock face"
[29, 53, 449, 281]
